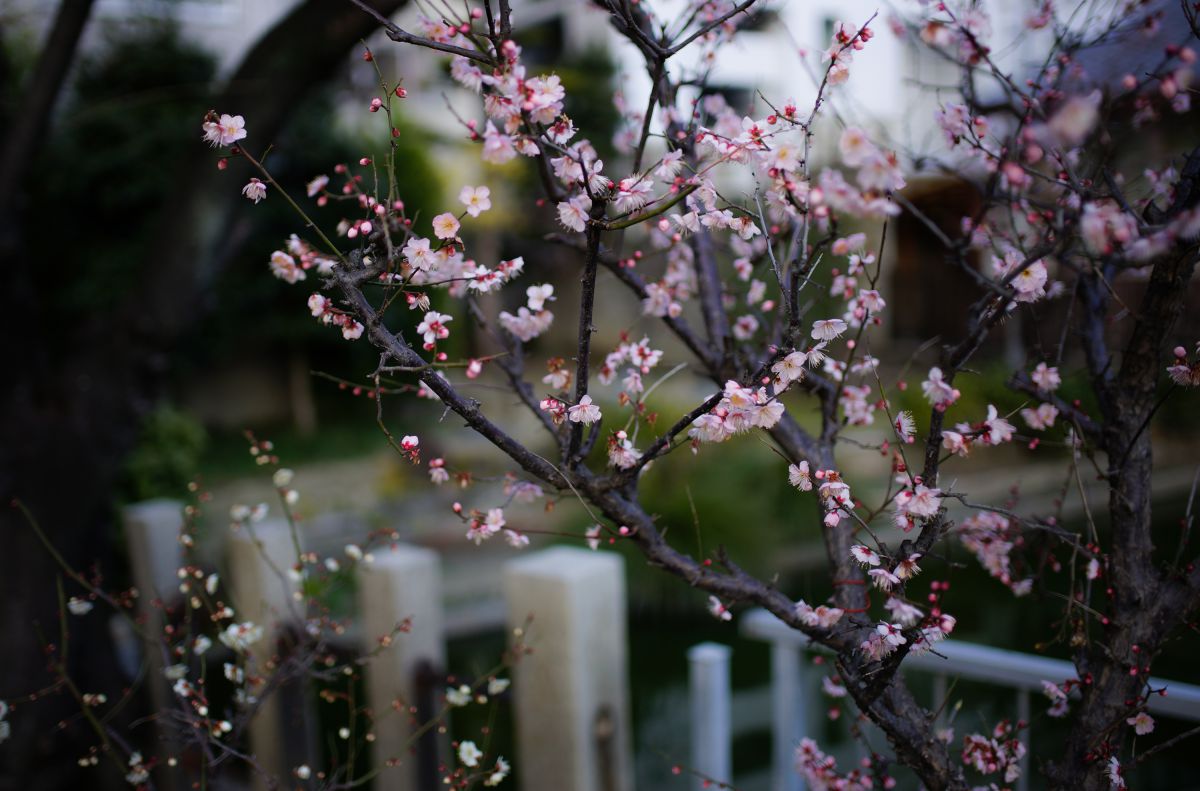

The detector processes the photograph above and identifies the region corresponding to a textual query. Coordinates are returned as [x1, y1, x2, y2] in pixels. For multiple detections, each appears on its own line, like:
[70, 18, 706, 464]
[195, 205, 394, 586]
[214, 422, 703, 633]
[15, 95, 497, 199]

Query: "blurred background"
[1, 1, 1199, 789]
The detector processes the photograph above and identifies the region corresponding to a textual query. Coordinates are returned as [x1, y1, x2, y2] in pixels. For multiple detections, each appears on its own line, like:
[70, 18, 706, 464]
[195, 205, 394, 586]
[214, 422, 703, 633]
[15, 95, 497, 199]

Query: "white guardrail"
[685, 608, 1200, 791]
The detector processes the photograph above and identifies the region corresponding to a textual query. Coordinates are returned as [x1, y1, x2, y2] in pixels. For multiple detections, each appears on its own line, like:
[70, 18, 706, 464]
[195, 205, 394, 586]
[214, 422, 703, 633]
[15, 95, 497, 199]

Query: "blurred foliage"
[26, 22, 216, 323]
[15, 19, 445, 428]
[119, 404, 208, 502]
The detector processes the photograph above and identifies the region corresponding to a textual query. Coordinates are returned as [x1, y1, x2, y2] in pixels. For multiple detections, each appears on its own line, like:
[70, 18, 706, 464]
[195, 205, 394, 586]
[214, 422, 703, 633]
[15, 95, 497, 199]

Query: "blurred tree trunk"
[0, 1, 405, 788]
[0, 0, 96, 218]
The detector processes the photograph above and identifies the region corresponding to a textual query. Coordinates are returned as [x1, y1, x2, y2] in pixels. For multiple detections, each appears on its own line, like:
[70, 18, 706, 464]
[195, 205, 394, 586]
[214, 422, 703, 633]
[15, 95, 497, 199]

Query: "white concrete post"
[124, 500, 187, 608]
[122, 499, 186, 791]
[227, 518, 304, 786]
[504, 547, 633, 791]
[688, 643, 732, 789]
[772, 642, 805, 791]
[358, 545, 446, 791]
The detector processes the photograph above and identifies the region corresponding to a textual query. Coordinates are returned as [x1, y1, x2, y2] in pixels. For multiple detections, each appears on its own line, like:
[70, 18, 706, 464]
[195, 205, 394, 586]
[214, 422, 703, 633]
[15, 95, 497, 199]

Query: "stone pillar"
[122, 499, 186, 791]
[227, 519, 306, 786]
[503, 547, 632, 791]
[358, 545, 446, 791]
[689, 642, 732, 789]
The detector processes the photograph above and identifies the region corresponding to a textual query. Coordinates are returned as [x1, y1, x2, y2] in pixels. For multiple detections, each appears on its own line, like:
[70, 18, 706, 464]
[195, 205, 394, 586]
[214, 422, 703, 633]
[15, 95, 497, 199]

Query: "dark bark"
[1050, 244, 1200, 789]
[0, 0, 96, 218]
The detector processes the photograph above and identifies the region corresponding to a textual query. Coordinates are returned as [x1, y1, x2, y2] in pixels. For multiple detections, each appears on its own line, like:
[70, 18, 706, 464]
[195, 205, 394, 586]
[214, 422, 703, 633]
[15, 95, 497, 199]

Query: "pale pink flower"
[416, 311, 452, 346]
[1021, 403, 1059, 430]
[242, 178, 267, 204]
[1127, 712, 1154, 735]
[869, 568, 901, 590]
[1031, 362, 1061, 392]
[922, 367, 960, 407]
[557, 194, 592, 232]
[899, 485, 942, 519]
[526, 284, 555, 311]
[1048, 91, 1101, 147]
[567, 394, 602, 425]
[481, 121, 516, 164]
[788, 461, 812, 491]
[942, 430, 969, 456]
[795, 599, 845, 628]
[459, 185, 491, 217]
[850, 544, 880, 567]
[708, 596, 732, 622]
[306, 174, 329, 198]
[885, 597, 923, 626]
[269, 251, 305, 283]
[432, 212, 461, 240]
[308, 293, 331, 319]
[403, 237, 437, 272]
[811, 318, 848, 341]
[1108, 757, 1126, 790]
[982, 405, 1016, 445]
[838, 127, 876, 167]
[203, 113, 246, 147]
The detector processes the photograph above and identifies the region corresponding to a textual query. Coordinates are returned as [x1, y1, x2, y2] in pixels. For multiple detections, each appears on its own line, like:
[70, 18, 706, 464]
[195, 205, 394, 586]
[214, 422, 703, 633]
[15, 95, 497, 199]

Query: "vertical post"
[1016, 689, 1031, 791]
[227, 519, 305, 787]
[358, 545, 446, 791]
[771, 641, 805, 791]
[503, 547, 633, 791]
[122, 499, 186, 791]
[933, 673, 948, 729]
[688, 643, 732, 789]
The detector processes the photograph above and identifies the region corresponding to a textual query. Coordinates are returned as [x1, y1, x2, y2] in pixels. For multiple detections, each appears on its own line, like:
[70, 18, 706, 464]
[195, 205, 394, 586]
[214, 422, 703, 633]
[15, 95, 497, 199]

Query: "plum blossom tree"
[202, 0, 1200, 787]
[12, 0, 1191, 788]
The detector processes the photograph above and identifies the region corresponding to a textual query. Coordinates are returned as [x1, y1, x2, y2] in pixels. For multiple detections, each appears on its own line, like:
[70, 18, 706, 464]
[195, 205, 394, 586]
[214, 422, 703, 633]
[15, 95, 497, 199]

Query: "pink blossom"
[851, 544, 880, 567]
[811, 318, 848, 341]
[242, 178, 267, 204]
[567, 394, 602, 425]
[526, 284, 555, 311]
[459, 185, 491, 217]
[1031, 362, 1061, 392]
[269, 251, 305, 284]
[432, 213, 460, 239]
[1048, 91, 1101, 147]
[203, 113, 246, 147]
[557, 194, 592, 232]
[1021, 403, 1059, 430]
[981, 405, 1016, 445]
[306, 174, 329, 198]
[416, 311, 452, 346]
[481, 121, 516, 164]
[922, 367, 960, 408]
[708, 596, 732, 622]
[1127, 712, 1154, 736]
[788, 461, 812, 491]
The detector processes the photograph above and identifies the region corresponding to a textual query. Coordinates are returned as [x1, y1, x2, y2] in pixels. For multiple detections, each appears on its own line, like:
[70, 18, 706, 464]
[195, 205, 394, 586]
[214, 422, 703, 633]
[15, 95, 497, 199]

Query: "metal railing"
[686, 608, 1200, 791]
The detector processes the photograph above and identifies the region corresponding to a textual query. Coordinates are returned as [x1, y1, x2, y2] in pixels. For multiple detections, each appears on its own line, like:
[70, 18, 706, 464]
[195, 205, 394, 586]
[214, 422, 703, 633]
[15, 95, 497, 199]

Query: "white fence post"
[772, 642, 806, 791]
[122, 499, 186, 791]
[359, 545, 446, 791]
[503, 547, 633, 791]
[688, 643, 732, 789]
[227, 518, 305, 787]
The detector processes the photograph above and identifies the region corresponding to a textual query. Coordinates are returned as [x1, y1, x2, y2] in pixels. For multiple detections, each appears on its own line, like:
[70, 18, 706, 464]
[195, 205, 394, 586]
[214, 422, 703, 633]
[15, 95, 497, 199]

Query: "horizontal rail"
[741, 609, 1200, 722]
